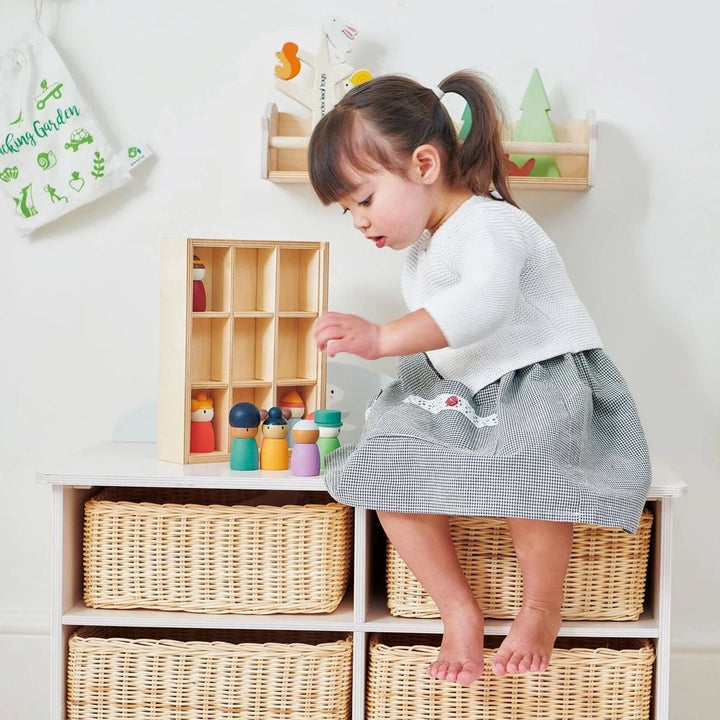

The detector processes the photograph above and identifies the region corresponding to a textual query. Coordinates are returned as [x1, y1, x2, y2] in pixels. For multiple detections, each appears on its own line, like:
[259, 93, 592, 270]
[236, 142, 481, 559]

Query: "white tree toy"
[275, 19, 361, 129]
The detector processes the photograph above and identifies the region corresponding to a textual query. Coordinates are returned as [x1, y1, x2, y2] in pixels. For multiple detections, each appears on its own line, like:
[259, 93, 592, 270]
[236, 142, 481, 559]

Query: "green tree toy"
[510, 69, 561, 178]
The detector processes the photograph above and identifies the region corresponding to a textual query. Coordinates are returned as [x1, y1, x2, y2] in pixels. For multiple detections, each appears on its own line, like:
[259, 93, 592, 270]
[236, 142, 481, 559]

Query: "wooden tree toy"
[228, 402, 261, 471]
[510, 68, 561, 177]
[189, 391, 214, 453]
[274, 19, 366, 128]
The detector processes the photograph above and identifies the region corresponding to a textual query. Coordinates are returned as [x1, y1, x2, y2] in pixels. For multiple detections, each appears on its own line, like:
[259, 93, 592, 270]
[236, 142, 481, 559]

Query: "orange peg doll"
[189, 391, 215, 453]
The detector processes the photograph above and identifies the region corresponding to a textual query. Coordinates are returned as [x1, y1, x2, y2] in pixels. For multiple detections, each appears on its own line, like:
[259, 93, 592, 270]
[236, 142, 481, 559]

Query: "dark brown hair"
[308, 70, 517, 208]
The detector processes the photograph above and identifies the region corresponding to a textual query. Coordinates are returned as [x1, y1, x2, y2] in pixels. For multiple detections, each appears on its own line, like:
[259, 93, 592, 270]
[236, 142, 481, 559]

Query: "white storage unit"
[41, 442, 685, 720]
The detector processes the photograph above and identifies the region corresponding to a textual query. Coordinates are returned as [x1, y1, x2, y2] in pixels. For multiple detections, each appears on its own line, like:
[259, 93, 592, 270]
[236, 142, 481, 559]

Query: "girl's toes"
[457, 660, 484, 686]
[491, 652, 510, 676]
[431, 660, 449, 681]
[506, 650, 526, 674]
[445, 661, 463, 683]
[517, 653, 533, 673]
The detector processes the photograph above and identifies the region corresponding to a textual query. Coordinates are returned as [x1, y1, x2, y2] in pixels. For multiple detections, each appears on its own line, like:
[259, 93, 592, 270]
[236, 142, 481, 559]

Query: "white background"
[0, 1, 717, 717]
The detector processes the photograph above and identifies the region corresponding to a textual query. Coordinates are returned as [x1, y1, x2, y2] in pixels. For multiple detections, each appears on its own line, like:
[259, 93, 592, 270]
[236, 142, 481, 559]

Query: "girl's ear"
[411, 144, 441, 184]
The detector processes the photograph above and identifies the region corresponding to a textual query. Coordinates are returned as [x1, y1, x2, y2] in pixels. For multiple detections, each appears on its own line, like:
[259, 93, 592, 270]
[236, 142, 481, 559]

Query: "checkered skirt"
[324, 350, 651, 533]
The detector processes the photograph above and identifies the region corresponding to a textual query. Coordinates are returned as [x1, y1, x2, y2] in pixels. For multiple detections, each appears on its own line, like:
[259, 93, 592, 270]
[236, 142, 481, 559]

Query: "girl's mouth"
[373, 236, 387, 249]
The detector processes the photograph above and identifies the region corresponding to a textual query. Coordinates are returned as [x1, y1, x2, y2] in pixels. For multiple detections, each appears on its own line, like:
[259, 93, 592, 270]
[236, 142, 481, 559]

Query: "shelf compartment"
[82, 488, 353, 615]
[386, 508, 653, 622]
[277, 383, 320, 421]
[366, 634, 654, 720]
[262, 102, 597, 190]
[232, 316, 275, 383]
[261, 102, 312, 183]
[188, 385, 229, 459]
[190, 315, 230, 384]
[190, 243, 232, 313]
[230, 384, 275, 421]
[67, 627, 353, 720]
[277, 317, 319, 383]
[233, 245, 277, 313]
[278, 246, 321, 312]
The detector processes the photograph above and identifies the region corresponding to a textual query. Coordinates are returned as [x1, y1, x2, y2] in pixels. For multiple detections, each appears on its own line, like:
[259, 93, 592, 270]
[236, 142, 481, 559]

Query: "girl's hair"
[308, 70, 517, 208]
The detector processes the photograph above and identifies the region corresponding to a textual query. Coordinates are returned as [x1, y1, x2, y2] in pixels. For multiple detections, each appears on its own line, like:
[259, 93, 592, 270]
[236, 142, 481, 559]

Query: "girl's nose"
[353, 212, 369, 231]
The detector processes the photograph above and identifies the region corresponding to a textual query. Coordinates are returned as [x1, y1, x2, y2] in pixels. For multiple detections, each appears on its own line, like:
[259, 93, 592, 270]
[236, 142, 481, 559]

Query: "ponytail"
[437, 70, 518, 208]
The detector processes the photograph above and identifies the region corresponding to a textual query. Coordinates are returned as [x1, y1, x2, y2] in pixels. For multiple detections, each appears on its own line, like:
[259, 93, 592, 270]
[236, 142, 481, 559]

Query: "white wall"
[1, 1, 717, 717]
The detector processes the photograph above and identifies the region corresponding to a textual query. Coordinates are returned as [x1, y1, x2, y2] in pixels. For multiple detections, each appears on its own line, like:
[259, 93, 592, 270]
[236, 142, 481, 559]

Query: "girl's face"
[338, 167, 435, 251]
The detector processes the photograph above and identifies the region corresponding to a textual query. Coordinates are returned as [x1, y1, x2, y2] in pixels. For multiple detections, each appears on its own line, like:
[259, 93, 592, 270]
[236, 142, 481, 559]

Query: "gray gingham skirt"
[324, 350, 651, 533]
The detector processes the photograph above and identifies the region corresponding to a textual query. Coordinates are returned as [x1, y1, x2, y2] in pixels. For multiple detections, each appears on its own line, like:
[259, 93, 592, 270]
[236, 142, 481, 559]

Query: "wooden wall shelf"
[261, 102, 597, 190]
[158, 238, 329, 464]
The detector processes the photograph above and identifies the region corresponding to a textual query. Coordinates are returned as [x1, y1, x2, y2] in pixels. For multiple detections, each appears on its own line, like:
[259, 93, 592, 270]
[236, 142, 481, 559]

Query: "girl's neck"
[427, 187, 474, 234]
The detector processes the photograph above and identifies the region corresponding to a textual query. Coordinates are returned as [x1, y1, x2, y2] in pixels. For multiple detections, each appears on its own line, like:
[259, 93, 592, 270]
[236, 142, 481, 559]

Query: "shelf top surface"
[38, 442, 326, 490]
[38, 442, 686, 497]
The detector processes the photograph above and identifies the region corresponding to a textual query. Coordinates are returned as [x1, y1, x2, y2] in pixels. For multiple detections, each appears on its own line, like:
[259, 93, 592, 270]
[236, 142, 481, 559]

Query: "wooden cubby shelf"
[40, 444, 686, 720]
[159, 238, 329, 464]
[261, 102, 597, 190]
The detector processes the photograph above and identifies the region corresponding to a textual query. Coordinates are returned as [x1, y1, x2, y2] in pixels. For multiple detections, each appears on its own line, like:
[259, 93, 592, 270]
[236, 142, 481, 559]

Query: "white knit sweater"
[402, 195, 602, 392]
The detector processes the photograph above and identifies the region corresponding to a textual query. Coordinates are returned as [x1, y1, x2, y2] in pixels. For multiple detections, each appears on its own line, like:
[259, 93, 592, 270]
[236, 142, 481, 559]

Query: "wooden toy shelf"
[158, 238, 329, 464]
[261, 102, 597, 190]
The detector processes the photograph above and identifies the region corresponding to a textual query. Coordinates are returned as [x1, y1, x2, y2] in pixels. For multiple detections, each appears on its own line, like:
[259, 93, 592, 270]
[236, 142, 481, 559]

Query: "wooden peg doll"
[189, 391, 215, 453]
[260, 406, 289, 470]
[228, 402, 261, 470]
[313, 408, 342, 471]
[279, 389, 306, 447]
[290, 420, 321, 476]
[192, 255, 207, 312]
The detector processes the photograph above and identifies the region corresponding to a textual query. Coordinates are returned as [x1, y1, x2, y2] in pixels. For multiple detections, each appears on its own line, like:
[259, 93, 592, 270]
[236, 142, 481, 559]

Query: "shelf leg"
[352, 630, 368, 720]
[653, 498, 674, 720]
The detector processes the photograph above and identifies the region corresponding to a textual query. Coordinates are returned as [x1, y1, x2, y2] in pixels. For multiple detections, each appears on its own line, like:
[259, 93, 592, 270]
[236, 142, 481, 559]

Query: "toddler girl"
[308, 71, 651, 686]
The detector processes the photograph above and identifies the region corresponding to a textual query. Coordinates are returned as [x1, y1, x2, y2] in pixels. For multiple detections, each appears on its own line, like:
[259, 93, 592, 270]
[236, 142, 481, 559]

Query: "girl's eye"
[359, 196, 372, 207]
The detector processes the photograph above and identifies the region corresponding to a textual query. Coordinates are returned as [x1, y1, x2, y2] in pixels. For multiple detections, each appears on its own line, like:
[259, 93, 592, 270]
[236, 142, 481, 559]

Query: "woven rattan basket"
[387, 508, 652, 620]
[67, 627, 353, 720]
[83, 488, 352, 614]
[366, 634, 654, 720]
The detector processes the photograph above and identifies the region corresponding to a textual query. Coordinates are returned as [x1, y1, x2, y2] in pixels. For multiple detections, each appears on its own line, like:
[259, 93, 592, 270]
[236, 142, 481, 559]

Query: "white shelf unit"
[41, 442, 685, 720]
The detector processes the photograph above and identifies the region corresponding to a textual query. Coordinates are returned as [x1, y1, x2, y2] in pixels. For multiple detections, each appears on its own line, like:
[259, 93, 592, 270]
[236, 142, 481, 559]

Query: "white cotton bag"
[0, 24, 150, 234]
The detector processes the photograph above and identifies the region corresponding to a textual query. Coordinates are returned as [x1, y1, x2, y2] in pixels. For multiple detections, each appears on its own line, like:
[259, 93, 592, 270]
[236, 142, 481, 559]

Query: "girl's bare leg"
[376, 511, 485, 685]
[492, 518, 573, 676]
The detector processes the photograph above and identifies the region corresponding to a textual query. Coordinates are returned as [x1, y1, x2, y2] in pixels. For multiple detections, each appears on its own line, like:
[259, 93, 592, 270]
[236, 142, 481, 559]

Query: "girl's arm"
[315, 309, 448, 360]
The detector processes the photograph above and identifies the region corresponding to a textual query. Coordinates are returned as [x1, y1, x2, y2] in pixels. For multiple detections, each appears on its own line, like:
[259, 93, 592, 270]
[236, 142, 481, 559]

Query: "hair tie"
[431, 85, 445, 100]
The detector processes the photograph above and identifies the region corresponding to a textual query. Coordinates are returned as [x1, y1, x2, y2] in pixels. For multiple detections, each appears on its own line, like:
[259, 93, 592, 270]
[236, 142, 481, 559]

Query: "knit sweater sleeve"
[422, 217, 528, 348]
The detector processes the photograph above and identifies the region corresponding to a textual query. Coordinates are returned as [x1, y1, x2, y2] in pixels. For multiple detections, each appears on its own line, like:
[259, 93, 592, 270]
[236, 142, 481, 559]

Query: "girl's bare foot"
[491, 603, 562, 676]
[428, 604, 485, 685]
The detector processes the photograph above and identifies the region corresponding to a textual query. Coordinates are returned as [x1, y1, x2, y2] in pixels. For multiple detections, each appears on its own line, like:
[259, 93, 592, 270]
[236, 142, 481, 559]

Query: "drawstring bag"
[0, 24, 151, 234]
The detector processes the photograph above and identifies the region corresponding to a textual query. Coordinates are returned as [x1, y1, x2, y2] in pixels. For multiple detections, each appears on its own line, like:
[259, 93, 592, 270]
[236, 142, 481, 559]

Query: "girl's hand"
[315, 312, 382, 359]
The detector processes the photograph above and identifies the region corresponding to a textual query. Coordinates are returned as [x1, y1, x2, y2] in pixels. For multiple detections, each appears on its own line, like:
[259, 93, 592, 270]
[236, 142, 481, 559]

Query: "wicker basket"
[366, 634, 654, 720]
[67, 627, 353, 720]
[387, 508, 652, 620]
[83, 488, 352, 614]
